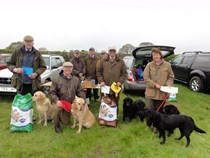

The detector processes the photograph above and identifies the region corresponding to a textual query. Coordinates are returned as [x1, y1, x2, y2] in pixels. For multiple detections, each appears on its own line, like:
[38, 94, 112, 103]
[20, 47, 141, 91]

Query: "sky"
[1, 0, 210, 53]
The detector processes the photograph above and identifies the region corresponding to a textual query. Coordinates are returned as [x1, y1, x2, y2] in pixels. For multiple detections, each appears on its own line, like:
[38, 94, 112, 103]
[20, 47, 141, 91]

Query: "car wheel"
[189, 76, 203, 92]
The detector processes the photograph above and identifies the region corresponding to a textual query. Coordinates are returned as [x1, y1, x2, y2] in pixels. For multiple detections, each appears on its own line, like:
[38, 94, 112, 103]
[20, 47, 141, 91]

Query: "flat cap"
[63, 62, 73, 67]
[23, 35, 34, 42]
[108, 46, 117, 52]
[89, 47, 95, 51]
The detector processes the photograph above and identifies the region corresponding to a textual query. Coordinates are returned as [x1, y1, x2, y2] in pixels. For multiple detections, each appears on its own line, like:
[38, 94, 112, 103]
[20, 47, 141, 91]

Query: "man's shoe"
[55, 126, 63, 133]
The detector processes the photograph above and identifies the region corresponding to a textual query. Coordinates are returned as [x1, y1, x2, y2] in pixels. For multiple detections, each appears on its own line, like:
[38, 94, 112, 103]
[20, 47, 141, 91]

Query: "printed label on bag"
[99, 101, 117, 121]
[10, 107, 33, 126]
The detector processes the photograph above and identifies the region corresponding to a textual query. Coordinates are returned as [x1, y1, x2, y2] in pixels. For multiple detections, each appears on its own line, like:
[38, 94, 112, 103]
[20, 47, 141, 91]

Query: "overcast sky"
[1, 0, 210, 53]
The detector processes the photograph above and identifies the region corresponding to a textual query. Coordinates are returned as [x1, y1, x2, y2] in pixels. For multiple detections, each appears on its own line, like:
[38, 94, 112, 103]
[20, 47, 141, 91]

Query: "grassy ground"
[0, 84, 210, 158]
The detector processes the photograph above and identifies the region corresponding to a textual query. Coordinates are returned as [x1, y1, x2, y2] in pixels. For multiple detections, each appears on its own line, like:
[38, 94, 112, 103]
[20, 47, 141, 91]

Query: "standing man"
[50, 62, 85, 133]
[84, 47, 99, 101]
[96, 50, 107, 71]
[97, 46, 127, 106]
[143, 48, 174, 111]
[7, 35, 46, 95]
[70, 50, 86, 80]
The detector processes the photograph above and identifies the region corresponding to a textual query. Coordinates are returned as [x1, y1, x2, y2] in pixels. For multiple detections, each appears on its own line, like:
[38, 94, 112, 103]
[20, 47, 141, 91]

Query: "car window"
[51, 57, 58, 68]
[5, 56, 11, 62]
[193, 55, 210, 67]
[172, 55, 183, 65]
[55, 57, 62, 67]
[43, 57, 50, 69]
[0, 57, 4, 64]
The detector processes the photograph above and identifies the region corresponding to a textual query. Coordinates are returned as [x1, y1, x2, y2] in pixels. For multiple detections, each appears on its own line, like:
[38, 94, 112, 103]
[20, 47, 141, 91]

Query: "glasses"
[109, 49, 116, 52]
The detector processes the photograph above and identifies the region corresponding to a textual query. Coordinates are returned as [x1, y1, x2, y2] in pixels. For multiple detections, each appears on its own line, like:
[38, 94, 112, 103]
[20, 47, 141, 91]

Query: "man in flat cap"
[7, 35, 46, 95]
[50, 62, 85, 133]
[97, 46, 127, 111]
[84, 47, 99, 102]
[70, 50, 86, 80]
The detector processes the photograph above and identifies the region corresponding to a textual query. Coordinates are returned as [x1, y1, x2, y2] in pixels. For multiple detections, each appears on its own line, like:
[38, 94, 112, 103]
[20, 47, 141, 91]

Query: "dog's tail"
[194, 125, 206, 134]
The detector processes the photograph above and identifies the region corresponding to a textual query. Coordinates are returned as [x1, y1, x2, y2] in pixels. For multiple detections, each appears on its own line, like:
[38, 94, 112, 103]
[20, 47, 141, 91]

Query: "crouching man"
[49, 62, 85, 133]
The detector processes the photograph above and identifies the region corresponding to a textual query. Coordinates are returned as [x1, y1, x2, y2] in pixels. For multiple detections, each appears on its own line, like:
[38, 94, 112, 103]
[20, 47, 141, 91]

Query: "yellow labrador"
[31, 91, 53, 126]
[71, 97, 96, 133]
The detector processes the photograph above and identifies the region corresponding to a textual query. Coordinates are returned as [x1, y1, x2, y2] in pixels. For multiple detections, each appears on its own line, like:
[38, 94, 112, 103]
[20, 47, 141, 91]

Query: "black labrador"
[144, 109, 206, 147]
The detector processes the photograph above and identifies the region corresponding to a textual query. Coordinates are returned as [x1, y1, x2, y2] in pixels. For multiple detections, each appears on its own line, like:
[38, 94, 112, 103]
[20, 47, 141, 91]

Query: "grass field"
[0, 84, 210, 158]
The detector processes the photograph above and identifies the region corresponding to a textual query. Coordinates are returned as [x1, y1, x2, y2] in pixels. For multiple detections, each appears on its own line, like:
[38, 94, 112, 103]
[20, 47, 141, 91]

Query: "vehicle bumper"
[124, 80, 146, 91]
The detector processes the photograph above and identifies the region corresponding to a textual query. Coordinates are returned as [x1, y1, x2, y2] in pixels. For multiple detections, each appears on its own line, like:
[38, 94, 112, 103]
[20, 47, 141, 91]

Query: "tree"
[6, 41, 23, 50]
[38, 47, 48, 52]
[118, 44, 135, 54]
[139, 42, 154, 47]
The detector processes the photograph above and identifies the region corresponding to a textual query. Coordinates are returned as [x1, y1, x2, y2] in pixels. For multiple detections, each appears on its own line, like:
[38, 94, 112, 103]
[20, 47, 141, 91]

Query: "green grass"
[0, 84, 210, 158]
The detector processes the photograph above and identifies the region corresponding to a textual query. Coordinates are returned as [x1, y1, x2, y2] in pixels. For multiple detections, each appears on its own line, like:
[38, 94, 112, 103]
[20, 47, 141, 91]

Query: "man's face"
[24, 41, 34, 49]
[63, 66, 73, 76]
[101, 53, 107, 60]
[109, 49, 116, 58]
[89, 50, 95, 56]
[74, 52, 80, 58]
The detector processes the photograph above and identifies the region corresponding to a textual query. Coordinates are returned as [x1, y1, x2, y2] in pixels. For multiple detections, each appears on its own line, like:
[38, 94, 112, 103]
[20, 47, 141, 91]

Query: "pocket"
[145, 88, 155, 98]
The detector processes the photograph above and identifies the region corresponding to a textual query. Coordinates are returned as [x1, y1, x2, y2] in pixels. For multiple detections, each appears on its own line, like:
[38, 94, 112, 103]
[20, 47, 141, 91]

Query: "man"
[70, 50, 86, 80]
[7, 35, 46, 95]
[50, 62, 85, 133]
[84, 47, 99, 101]
[96, 50, 107, 71]
[97, 46, 127, 106]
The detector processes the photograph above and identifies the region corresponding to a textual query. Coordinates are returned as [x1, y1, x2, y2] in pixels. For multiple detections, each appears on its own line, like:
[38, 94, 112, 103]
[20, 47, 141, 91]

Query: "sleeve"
[82, 60, 86, 75]
[7, 50, 18, 72]
[143, 63, 156, 88]
[96, 60, 104, 83]
[35, 55, 47, 76]
[118, 60, 127, 84]
[76, 80, 85, 100]
[49, 80, 59, 104]
[166, 63, 175, 86]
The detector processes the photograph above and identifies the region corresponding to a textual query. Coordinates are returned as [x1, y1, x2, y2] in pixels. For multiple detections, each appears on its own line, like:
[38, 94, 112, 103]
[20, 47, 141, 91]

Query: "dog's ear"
[39, 93, 46, 102]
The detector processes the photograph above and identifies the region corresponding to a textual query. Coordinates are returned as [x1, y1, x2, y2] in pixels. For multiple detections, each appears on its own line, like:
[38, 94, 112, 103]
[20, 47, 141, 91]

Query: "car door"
[170, 55, 184, 81]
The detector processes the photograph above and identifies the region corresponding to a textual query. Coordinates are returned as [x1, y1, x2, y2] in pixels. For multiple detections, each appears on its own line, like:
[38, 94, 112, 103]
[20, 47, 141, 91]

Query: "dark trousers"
[86, 88, 99, 100]
[146, 98, 164, 111]
[53, 106, 70, 128]
[19, 84, 33, 95]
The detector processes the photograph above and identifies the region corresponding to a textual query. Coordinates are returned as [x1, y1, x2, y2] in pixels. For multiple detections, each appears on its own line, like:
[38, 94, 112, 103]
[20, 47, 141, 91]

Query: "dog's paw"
[37, 120, 42, 124]
[44, 123, 47, 126]
[71, 125, 76, 128]
[77, 130, 81, 134]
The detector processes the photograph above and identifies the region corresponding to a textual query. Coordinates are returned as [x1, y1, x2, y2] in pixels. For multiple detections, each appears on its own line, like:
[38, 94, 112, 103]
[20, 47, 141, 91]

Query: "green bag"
[10, 93, 33, 132]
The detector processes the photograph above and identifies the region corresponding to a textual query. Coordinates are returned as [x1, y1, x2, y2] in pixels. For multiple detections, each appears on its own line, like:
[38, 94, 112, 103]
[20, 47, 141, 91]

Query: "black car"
[122, 45, 175, 93]
[170, 51, 210, 92]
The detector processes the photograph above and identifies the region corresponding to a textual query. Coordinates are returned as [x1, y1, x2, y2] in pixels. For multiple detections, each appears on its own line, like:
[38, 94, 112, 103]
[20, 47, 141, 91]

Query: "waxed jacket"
[7, 46, 46, 92]
[49, 73, 85, 104]
[143, 60, 174, 100]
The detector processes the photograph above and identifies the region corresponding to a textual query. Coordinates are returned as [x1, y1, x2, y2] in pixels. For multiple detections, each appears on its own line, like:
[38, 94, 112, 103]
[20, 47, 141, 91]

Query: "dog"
[122, 97, 134, 121]
[71, 97, 96, 133]
[123, 97, 146, 122]
[143, 109, 206, 147]
[159, 104, 180, 115]
[31, 91, 53, 126]
[133, 100, 146, 121]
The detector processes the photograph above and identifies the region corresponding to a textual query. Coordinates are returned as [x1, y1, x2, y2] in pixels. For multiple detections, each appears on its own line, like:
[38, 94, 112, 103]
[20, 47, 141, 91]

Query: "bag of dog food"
[167, 93, 177, 102]
[10, 93, 33, 132]
[98, 96, 117, 128]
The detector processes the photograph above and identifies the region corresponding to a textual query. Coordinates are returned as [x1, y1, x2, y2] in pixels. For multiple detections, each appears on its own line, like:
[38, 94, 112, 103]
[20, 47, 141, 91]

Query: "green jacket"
[7, 47, 46, 92]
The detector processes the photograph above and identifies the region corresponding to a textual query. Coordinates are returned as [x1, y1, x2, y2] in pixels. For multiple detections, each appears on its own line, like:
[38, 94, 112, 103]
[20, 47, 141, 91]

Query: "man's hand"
[116, 82, 122, 87]
[79, 73, 83, 77]
[28, 72, 38, 80]
[155, 83, 161, 89]
[56, 101, 62, 108]
[100, 82, 105, 86]
[13, 68, 23, 74]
